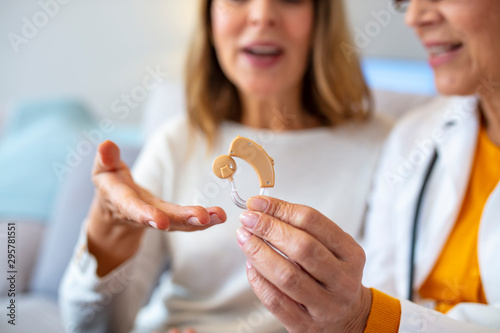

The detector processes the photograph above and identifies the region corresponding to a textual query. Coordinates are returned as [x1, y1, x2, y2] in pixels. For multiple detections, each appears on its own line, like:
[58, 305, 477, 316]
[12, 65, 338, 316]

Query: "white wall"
[0, 0, 426, 126]
[0, 0, 198, 125]
[345, 0, 426, 59]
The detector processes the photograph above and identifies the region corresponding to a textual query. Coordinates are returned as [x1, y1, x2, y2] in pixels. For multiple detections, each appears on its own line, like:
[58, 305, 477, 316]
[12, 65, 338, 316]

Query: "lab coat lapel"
[414, 97, 480, 289]
[479, 182, 500, 304]
[389, 100, 455, 298]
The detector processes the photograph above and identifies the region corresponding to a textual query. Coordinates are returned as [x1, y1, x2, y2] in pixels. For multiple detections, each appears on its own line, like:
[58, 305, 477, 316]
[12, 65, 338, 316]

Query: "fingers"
[246, 261, 308, 330]
[207, 206, 227, 224]
[113, 199, 225, 232]
[236, 228, 327, 314]
[119, 189, 171, 230]
[240, 211, 337, 286]
[240, 197, 369, 331]
[246, 196, 359, 261]
[151, 201, 226, 231]
[104, 188, 225, 231]
[98, 178, 170, 229]
[137, 186, 226, 230]
[112, 193, 225, 231]
[91, 141, 227, 232]
[93, 140, 122, 175]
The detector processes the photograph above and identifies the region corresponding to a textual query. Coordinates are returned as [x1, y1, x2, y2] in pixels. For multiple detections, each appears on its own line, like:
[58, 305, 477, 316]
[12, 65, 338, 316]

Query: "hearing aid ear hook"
[213, 136, 275, 209]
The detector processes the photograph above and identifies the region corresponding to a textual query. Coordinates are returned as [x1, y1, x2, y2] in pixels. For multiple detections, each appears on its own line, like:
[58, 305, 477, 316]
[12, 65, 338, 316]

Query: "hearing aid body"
[213, 136, 275, 209]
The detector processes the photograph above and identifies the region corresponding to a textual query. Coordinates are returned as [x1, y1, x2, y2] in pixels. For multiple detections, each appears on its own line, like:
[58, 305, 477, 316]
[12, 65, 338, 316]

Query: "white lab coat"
[363, 95, 500, 332]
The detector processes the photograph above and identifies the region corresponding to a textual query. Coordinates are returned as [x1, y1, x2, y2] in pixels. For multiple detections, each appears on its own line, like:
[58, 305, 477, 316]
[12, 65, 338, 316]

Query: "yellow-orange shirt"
[419, 123, 500, 312]
[364, 123, 500, 331]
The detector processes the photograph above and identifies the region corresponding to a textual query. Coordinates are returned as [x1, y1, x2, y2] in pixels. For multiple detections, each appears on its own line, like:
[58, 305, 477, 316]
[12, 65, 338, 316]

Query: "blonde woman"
[59, 0, 390, 332]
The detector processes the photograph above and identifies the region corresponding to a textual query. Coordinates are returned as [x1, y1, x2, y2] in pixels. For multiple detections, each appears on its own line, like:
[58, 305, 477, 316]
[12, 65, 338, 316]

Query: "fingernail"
[240, 211, 259, 229]
[236, 227, 252, 245]
[148, 221, 158, 229]
[246, 260, 253, 269]
[188, 217, 202, 226]
[247, 197, 269, 212]
[210, 214, 222, 224]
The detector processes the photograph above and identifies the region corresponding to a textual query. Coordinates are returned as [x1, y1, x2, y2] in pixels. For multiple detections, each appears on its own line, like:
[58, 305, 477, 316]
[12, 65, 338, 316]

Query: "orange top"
[419, 123, 500, 313]
[364, 123, 500, 331]
[364, 289, 401, 333]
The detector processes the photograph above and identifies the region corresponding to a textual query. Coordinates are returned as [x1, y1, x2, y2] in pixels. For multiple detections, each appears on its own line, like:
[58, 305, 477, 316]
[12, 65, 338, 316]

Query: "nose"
[405, 0, 442, 29]
[248, 0, 277, 28]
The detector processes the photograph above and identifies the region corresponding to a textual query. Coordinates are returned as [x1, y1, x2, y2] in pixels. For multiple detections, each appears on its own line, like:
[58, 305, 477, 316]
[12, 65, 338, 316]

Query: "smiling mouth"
[243, 45, 284, 57]
[427, 43, 463, 57]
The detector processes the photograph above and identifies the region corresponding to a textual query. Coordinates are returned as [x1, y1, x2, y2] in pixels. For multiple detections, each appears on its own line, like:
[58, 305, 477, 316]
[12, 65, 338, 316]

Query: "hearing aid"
[213, 136, 275, 209]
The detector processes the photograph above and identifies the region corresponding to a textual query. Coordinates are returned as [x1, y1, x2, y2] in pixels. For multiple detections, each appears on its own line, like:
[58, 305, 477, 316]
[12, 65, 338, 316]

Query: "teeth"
[428, 44, 459, 56]
[247, 46, 281, 56]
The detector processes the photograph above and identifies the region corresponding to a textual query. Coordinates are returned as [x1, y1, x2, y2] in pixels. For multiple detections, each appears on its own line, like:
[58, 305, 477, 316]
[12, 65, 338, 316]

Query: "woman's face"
[404, 0, 500, 96]
[211, 0, 314, 99]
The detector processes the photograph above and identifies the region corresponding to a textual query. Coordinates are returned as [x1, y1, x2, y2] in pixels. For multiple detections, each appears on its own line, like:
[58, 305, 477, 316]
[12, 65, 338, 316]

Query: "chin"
[434, 72, 476, 97]
[242, 82, 282, 99]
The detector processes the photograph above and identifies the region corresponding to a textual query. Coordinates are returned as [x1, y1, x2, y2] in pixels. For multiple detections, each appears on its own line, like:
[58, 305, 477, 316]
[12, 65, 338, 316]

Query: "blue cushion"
[0, 99, 94, 221]
[29, 145, 140, 299]
[362, 57, 437, 95]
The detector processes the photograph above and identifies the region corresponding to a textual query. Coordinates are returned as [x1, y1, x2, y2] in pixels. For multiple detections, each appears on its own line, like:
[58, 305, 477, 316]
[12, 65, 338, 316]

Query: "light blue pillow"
[0, 99, 95, 222]
[29, 145, 140, 299]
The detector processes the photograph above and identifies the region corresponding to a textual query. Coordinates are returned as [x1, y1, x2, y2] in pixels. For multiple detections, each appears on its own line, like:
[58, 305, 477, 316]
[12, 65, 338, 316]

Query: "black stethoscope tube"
[408, 149, 439, 301]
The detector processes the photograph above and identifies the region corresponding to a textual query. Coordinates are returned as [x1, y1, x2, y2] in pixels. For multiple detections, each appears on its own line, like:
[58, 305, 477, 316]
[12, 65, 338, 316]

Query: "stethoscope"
[408, 148, 438, 301]
[408, 120, 456, 301]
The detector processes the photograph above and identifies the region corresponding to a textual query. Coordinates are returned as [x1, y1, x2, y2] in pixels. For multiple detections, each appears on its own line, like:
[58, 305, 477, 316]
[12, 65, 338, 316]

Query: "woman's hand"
[87, 140, 227, 276]
[236, 196, 372, 333]
[91, 140, 226, 231]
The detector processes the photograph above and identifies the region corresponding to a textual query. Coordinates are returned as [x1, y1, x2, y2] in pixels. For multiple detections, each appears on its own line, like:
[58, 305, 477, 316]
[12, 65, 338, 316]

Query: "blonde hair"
[185, 0, 372, 149]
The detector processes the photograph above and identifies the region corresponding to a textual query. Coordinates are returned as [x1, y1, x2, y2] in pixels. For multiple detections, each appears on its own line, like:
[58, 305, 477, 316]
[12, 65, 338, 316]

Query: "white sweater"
[59, 115, 391, 333]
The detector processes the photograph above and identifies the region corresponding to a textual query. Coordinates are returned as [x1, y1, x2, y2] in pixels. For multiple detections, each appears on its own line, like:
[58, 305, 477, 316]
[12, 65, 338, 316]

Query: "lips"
[426, 43, 463, 56]
[241, 43, 284, 68]
[424, 41, 464, 67]
[243, 45, 283, 56]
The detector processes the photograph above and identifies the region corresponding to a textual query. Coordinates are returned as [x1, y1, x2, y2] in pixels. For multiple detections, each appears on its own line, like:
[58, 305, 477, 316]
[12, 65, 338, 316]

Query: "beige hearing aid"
[213, 136, 275, 209]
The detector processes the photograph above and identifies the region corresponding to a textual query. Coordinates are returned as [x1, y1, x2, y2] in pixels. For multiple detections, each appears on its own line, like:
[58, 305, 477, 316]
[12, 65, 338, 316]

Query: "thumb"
[93, 140, 122, 175]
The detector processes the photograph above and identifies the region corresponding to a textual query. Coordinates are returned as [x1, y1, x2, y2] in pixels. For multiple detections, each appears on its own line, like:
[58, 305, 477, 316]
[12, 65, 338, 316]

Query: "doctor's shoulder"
[381, 96, 455, 154]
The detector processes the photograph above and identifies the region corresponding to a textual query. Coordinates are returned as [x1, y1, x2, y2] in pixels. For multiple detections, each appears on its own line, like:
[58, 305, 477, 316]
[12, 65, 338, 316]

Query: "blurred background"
[0, 0, 432, 128]
[0, 1, 436, 332]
